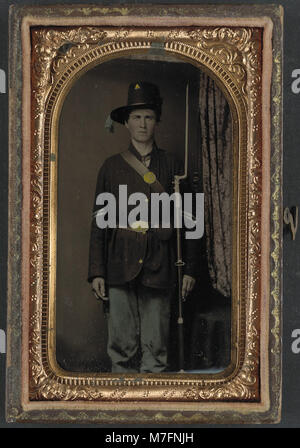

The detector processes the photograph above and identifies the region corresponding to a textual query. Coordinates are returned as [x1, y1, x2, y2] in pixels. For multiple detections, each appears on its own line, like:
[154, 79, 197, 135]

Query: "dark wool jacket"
[88, 143, 199, 289]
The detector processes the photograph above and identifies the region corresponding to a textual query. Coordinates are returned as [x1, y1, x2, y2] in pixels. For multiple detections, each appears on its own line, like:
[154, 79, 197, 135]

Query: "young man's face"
[125, 109, 157, 145]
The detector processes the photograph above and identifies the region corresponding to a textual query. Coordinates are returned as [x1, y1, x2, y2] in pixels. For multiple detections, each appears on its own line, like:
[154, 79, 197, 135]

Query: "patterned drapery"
[199, 72, 232, 298]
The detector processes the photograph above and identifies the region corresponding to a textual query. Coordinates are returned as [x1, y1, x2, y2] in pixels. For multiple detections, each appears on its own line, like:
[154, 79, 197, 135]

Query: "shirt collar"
[128, 141, 158, 161]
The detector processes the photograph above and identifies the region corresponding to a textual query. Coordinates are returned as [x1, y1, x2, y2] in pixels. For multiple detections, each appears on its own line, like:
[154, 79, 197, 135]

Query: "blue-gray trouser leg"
[107, 284, 140, 373]
[137, 284, 171, 373]
[107, 283, 171, 373]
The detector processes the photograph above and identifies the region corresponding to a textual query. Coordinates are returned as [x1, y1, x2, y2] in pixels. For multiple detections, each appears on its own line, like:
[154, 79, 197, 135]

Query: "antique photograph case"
[7, 4, 282, 424]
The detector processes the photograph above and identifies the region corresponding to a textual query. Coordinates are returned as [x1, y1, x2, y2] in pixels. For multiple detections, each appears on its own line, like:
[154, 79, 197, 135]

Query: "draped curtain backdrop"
[199, 72, 232, 299]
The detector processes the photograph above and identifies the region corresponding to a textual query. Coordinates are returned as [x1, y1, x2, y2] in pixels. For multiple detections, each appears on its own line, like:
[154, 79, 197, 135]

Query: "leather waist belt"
[117, 227, 148, 234]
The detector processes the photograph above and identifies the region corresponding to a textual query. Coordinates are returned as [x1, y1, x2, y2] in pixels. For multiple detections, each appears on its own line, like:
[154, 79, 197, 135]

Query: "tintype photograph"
[56, 56, 232, 376]
[6, 4, 283, 424]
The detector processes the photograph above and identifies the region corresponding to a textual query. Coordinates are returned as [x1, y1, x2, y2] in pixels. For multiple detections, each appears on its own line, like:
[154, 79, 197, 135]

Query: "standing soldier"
[88, 81, 197, 373]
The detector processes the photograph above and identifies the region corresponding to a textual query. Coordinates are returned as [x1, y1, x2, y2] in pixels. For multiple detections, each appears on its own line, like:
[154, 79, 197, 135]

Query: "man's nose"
[139, 117, 146, 127]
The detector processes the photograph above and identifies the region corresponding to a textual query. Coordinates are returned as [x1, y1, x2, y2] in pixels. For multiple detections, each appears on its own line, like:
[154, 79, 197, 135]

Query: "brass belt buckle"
[129, 220, 149, 234]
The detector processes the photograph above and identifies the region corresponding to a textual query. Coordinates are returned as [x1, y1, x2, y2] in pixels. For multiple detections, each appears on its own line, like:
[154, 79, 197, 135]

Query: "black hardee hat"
[110, 81, 163, 124]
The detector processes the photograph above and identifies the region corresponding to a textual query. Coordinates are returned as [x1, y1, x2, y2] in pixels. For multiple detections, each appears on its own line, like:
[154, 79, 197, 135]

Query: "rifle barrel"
[174, 82, 189, 372]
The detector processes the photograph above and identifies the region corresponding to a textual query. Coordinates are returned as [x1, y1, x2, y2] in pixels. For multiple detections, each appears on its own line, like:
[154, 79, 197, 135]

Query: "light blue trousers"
[107, 282, 171, 373]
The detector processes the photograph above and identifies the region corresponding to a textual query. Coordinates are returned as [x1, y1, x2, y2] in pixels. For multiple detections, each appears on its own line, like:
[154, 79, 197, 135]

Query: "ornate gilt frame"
[7, 4, 282, 424]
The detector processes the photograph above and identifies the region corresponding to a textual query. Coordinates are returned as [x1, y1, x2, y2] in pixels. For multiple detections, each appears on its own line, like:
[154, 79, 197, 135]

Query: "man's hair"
[124, 107, 161, 124]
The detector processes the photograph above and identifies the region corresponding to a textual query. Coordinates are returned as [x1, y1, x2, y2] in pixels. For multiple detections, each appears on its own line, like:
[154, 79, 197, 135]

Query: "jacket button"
[138, 259, 143, 264]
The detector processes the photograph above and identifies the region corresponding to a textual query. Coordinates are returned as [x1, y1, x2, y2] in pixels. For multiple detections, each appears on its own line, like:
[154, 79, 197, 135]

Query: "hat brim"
[110, 103, 160, 125]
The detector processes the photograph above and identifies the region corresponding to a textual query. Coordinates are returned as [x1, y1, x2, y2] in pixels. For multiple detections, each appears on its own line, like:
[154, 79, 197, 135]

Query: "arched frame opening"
[29, 27, 263, 403]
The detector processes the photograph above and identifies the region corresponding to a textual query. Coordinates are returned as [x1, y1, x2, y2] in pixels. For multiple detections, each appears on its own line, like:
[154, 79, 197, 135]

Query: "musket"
[174, 83, 189, 373]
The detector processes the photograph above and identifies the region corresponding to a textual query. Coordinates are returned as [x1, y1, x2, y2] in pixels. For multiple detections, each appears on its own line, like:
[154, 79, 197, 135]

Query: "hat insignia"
[134, 83, 141, 90]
